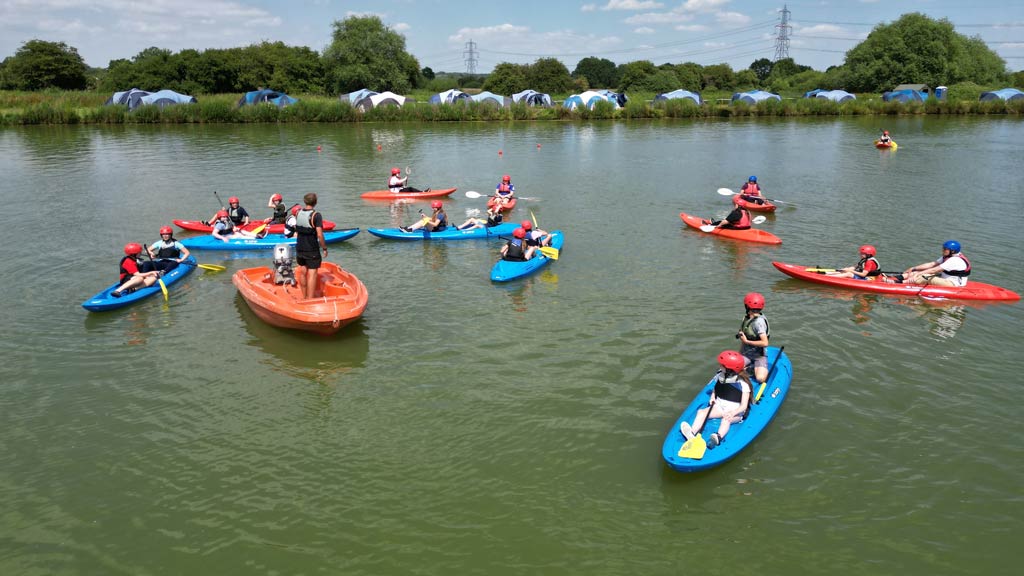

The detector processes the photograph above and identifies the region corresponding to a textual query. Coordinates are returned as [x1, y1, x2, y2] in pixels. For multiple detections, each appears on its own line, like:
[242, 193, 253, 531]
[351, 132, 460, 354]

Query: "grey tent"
[343, 89, 378, 104]
[137, 89, 197, 109]
[654, 89, 702, 105]
[105, 88, 151, 110]
[471, 91, 512, 107]
[354, 91, 409, 112]
[511, 90, 552, 107]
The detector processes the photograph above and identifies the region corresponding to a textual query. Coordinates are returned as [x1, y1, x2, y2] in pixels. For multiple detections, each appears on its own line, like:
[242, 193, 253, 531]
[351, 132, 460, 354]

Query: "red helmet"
[513, 227, 526, 239]
[502, 174, 511, 182]
[521, 220, 532, 231]
[228, 196, 239, 204]
[271, 193, 282, 202]
[159, 225, 173, 235]
[391, 167, 401, 175]
[124, 242, 142, 255]
[744, 292, 765, 310]
[216, 210, 229, 219]
[718, 350, 746, 373]
[431, 200, 443, 209]
[290, 205, 301, 216]
[883, 131, 889, 135]
[859, 244, 876, 256]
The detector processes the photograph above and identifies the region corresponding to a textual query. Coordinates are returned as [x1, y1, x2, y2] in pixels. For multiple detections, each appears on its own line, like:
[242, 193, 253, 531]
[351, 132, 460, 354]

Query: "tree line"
[1, 13, 1020, 97]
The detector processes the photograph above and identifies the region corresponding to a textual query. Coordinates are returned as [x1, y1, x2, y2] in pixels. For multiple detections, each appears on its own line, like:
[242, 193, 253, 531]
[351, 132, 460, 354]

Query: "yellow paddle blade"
[197, 263, 226, 272]
[158, 278, 168, 301]
[530, 210, 538, 228]
[677, 435, 707, 460]
[250, 223, 267, 235]
[539, 246, 559, 260]
[804, 268, 837, 273]
[754, 381, 767, 404]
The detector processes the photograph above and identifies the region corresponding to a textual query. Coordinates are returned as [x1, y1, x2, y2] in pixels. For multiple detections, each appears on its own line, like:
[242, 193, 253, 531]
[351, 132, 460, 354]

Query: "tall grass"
[1, 90, 1021, 125]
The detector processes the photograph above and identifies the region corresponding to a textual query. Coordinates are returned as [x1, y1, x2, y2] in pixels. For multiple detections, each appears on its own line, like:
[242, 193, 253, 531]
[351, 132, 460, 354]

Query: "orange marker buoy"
[377, 144, 382, 151]
[537, 143, 541, 149]
[317, 145, 322, 152]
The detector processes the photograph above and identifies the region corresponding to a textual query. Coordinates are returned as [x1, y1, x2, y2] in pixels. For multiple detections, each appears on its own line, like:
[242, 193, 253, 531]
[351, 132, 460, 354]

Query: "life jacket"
[726, 208, 752, 229]
[941, 253, 972, 277]
[271, 202, 287, 223]
[486, 213, 503, 227]
[154, 241, 181, 260]
[741, 182, 760, 195]
[714, 370, 749, 403]
[433, 211, 448, 230]
[295, 208, 317, 236]
[496, 183, 513, 197]
[504, 238, 527, 261]
[283, 215, 297, 238]
[525, 231, 545, 247]
[389, 176, 403, 192]
[740, 314, 770, 346]
[214, 220, 235, 235]
[855, 256, 881, 276]
[119, 255, 138, 282]
[229, 206, 245, 225]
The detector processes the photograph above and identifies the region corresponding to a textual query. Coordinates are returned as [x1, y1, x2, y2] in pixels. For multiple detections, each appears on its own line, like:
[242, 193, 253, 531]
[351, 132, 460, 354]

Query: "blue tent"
[596, 89, 628, 106]
[732, 90, 781, 104]
[882, 89, 926, 103]
[511, 89, 552, 107]
[803, 89, 826, 98]
[563, 90, 618, 110]
[354, 91, 408, 112]
[105, 88, 151, 110]
[814, 90, 856, 103]
[238, 89, 299, 108]
[979, 88, 1024, 102]
[138, 89, 196, 109]
[343, 89, 377, 104]
[653, 89, 702, 105]
[471, 91, 512, 107]
[429, 89, 470, 105]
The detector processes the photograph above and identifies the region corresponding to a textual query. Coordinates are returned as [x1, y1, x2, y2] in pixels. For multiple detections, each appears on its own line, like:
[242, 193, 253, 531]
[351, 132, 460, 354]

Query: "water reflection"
[233, 296, 369, 380]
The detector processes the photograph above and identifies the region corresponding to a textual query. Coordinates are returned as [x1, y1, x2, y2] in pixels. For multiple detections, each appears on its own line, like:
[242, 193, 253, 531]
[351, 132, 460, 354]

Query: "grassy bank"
[2, 90, 1022, 125]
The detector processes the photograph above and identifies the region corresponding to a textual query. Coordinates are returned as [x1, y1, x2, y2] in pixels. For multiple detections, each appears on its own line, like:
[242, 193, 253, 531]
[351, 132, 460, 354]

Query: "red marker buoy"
[536, 143, 541, 149]
[377, 144, 382, 151]
[316, 145, 322, 152]
[498, 149, 503, 156]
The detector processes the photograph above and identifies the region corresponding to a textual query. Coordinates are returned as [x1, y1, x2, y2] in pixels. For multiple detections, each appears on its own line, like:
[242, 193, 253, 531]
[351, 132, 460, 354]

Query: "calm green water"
[1, 117, 1022, 575]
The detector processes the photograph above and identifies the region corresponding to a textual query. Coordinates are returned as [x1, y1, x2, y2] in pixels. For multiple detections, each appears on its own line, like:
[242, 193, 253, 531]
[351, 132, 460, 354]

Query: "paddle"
[143, 244, 169, 301]
[529, 211, 559, 259]
[754, 345, 786, 404]
[197, 263, 226, 272]
[677, 433, 707, 460]
[699, 215, 767, 233]
[465, 191, 495, 199]
[717, 187, 795, 206]
[804, 267, 903, 275]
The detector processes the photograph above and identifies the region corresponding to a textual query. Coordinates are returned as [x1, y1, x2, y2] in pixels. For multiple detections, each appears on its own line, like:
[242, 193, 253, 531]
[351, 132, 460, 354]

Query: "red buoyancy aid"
[119, 255, 139, 282]
[735, 208, 751, 228]
[941, 253, 972, 277]
[741, 182, 761, 195]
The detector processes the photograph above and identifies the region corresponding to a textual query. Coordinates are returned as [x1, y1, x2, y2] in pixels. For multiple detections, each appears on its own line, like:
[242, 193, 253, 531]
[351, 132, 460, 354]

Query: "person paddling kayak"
[493, 174, 515, 211]
[827, 245, 881, 280]
[111, 243, 162, 298]
[679, 350, 753, 449]
[389, 167, 423, 193]
[900, 240, 971, 287]
[500, 227, 535, 261]
[401, 201, 447, 232]
[711, 204, 752, 230]
[738, 175, 765, 205]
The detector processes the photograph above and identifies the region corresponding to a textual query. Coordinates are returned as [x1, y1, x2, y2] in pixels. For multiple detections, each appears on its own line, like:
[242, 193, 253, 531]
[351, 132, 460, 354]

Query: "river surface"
[1, 117, 1022, 575]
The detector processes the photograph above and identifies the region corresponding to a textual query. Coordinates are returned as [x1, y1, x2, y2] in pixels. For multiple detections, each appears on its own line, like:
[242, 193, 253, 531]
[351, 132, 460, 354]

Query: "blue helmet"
[748, 175, 757, 182]
[942, 240, 961, 253]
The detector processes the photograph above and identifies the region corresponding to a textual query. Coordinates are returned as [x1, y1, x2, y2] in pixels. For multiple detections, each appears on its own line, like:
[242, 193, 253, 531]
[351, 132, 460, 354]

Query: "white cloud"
[625, 11, 694, 25]
[600, 0, 664, 10]
[634, 27, 656, 34]
[449, 23, 530, 41]
[393, 23, 411, 32]
[674, 24, 708, 32]
[682, 0, 730, 12]
[581, 3, 597, 11]
[703, 41, 728, 48]
[715, 11, 751, 26]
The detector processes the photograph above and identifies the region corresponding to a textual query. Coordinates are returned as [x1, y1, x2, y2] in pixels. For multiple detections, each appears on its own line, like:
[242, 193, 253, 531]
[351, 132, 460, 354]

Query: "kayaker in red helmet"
[494, 174, 515, 211]
[879, 130, 892, 145]
[401, 200, 447, 232]
[738, 175, 765, 205]
[456, 206, 503, 230]
[266, 193, 288, 224]
[500, 227, 535, 261]
[142, 225, 191, 274]
[520, 220, 552, 247]
[111, 242, 163, 298]
[828, 244, 881, 280]
[207, 195, 250, 228]
[678, 350, 754, 449]
[712, 203, 752, 230]
[389, 166, 424, 193]
[211, 209, 264, 242]
[738, 292, 770, 383]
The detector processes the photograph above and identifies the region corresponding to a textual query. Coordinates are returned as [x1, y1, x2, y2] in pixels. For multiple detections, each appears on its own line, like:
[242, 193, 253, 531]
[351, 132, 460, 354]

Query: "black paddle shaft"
[755, 345, 786, 404]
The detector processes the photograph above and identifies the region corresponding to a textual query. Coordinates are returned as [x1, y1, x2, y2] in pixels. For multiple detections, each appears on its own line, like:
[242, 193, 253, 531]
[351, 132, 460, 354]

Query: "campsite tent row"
[104, 88, 197, 110]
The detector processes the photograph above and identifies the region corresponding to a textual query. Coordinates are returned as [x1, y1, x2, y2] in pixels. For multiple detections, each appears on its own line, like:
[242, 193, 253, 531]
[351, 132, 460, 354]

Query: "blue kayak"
[490, 231, 564, 282]
[181, 229, 360, 251]
[82, 256, 197, 312]
[367, 222, 519, 240]
[662, 346, 792, 472]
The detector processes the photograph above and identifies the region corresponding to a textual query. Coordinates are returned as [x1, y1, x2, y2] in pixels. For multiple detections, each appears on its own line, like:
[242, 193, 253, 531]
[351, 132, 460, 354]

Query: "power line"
[795, 19, 1024, 28]
[774, 4, 792, 61]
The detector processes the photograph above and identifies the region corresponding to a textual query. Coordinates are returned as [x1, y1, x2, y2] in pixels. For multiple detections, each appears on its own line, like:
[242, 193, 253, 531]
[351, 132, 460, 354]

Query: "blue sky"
[1, 0, 1021, 73]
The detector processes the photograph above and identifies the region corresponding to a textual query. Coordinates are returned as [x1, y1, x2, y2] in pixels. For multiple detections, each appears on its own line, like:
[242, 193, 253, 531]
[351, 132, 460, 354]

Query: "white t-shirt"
[936, 255, 969, 286]
[389, 175, 404, 192]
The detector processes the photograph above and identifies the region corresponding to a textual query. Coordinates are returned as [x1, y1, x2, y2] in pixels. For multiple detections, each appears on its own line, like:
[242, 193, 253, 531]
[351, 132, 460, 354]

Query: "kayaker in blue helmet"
[679, 350, 753, 449]
[901, 240, 972, 287]
[739, 175, 765, 205]
[738, 292, 770, 383]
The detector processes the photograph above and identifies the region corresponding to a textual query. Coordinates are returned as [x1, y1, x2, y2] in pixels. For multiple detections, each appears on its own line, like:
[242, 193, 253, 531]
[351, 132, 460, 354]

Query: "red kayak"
[772, 261, 1020, 302]
[361, 188, 457, 200]
[874, 140, 898, 150]
[679, 212, 782, 245]
[174, 219, 337, 234]
[732, 194, 777, 212]
[487, 196, 517, 212]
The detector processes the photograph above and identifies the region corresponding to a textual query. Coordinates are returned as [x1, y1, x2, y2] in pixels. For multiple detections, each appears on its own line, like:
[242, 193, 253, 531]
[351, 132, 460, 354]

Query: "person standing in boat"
[493, 174, 515, 211]
[827, 245, 881, 280]
[142, 226, 191, 273]
[265, 193, 288, 224]
[111, 243, 161, 298]
[739, 175, 765, 205]
[294, 193, 329, 299]
[679, 350, 753, 449]
[711, 204, 752, 230]
[901, 240, 971, 287]
[389, 167, 422, 193]
[738, 292, 770, 384]
[500, 227, 535, 261]
[402, 201, 447, 232]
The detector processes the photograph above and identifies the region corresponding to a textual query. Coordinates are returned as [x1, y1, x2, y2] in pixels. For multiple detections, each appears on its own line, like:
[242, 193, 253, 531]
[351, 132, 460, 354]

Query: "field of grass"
[1, 90, 1021, 125]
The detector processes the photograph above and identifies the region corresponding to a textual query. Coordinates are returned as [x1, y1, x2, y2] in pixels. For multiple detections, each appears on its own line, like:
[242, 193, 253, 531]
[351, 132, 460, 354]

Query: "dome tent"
[562, 90, 618, 110]
[881, 89, 926, 103]
[731, 90, 781, 105]
[238, 89, 299, 108]
[429, 89, 470, 105]
[654, 89, 702, 105]
[814, 90, 856, 103]
[343, 89, 377, 104]
[105, 88, 151, 110]
[511, 90, 552, 107]
[471, 91, 513, 107]
[354, 91, 408, 112]
[979, 88, 1024, 102]
[137, 89, 197, 109]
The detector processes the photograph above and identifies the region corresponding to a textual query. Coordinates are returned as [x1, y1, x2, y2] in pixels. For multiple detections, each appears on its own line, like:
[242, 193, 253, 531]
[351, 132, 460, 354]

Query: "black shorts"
[296, 253, 322, 269]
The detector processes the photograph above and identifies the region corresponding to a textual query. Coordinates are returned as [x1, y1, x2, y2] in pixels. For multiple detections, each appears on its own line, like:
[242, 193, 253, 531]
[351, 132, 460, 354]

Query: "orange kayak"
[679, 212, 782, 245]
[233, 262, 368, 335]
[360, 188, 456, 200]
[487, 196, 517, 212]
[731, 194, 776, 212]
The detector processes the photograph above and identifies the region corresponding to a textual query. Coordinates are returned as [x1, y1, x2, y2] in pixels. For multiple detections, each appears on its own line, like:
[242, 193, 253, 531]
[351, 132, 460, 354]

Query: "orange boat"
[233, 262, 368, 335]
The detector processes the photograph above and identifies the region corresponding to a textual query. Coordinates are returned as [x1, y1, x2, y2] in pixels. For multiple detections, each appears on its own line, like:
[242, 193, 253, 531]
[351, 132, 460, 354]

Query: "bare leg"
[303, 268, 318, 299]
[690, 406, 711, 436]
